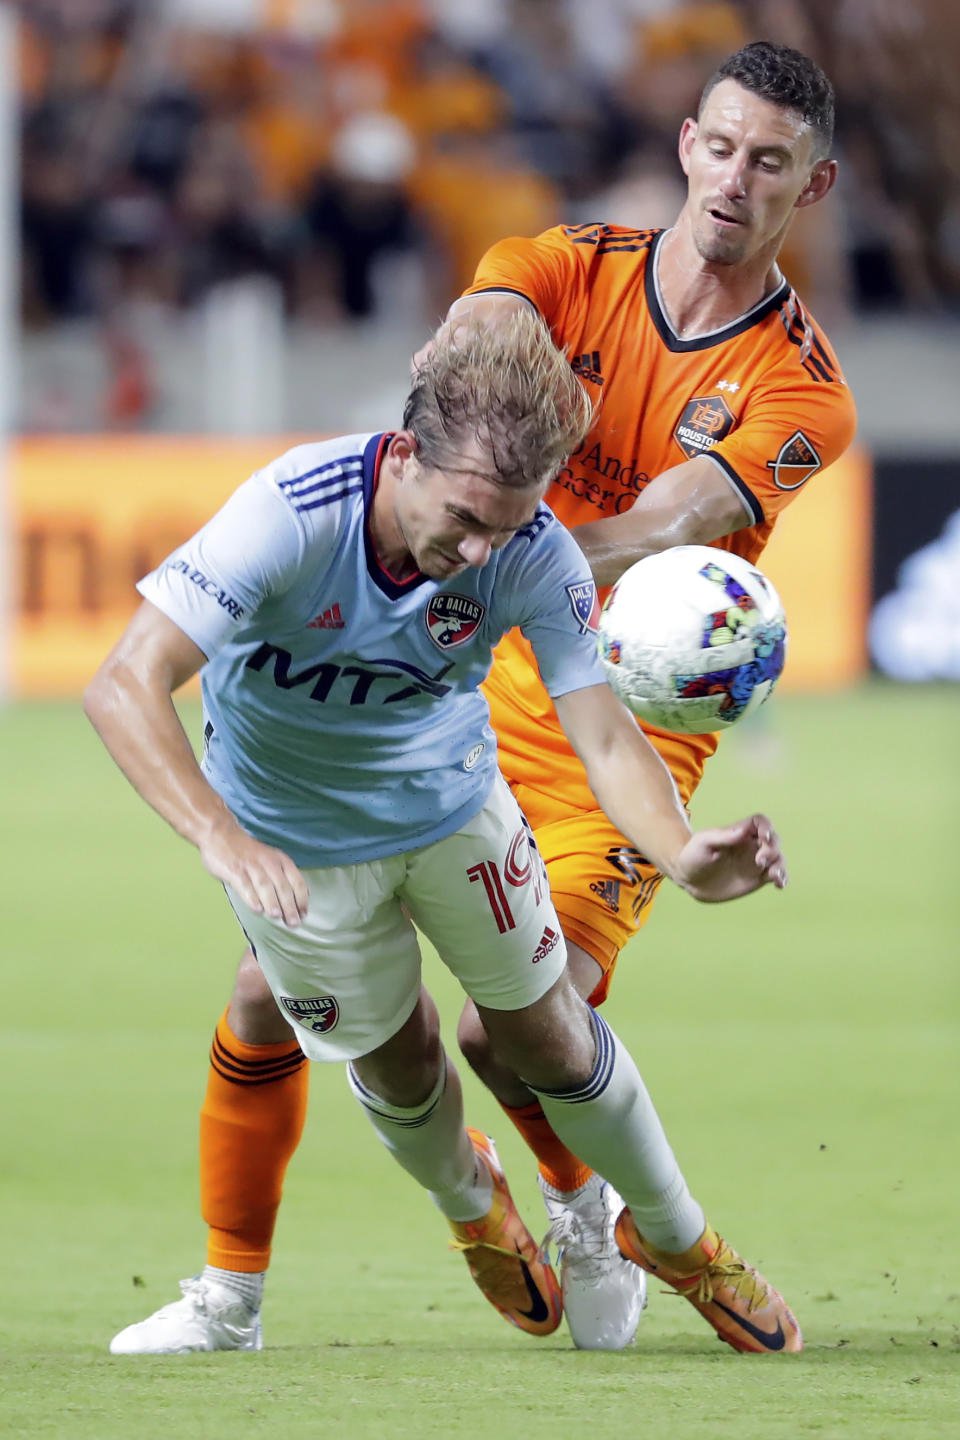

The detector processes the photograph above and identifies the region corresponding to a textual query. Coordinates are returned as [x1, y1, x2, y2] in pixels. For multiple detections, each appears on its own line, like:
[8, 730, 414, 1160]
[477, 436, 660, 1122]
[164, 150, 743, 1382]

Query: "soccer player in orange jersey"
[109, 42, 854, 1357]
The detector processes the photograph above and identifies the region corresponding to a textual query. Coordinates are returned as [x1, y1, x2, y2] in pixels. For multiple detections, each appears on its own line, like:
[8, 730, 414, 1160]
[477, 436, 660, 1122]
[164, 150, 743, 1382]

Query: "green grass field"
[1, 685, 957, 1439]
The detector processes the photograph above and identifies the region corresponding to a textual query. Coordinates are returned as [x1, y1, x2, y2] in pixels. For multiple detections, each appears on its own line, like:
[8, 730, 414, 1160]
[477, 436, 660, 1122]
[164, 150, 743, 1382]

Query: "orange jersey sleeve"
[705, 296, 857, 550]
[463, 224, 591, 306]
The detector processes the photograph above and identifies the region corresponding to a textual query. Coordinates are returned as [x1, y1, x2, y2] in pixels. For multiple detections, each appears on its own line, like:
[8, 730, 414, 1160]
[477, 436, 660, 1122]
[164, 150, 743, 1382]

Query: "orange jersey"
[465, 224, 857, 808]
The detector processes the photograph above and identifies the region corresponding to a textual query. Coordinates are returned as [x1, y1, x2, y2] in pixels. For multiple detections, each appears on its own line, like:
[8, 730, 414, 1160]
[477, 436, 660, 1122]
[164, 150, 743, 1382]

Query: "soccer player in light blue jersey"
[87, 311, 796, 1355]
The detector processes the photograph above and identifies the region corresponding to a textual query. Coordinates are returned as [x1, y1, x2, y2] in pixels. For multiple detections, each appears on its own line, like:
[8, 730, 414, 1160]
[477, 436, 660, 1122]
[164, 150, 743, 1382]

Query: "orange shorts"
[508, 779, 664, 1007]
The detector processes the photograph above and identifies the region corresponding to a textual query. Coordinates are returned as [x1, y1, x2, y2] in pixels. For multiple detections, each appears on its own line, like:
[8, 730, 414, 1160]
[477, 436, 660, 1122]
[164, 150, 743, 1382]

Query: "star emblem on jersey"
[425, 593, 485, 649]
[565, 580, 600, 634]
[766, 430, 822, 490]
[716, 380, 740, 393]
[674, 394, 736, 459]
[280, 995, 339, 1033]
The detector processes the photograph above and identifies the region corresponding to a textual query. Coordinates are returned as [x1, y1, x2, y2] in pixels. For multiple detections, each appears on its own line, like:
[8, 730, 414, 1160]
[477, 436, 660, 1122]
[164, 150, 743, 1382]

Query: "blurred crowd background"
[6, 0, 960, 690]
[15, 0, 960, 431]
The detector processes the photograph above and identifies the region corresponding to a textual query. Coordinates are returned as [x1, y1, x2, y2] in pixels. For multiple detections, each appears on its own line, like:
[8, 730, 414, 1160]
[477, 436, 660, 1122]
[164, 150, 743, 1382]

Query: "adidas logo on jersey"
[589, 878, 621, 913]
[532, 926, 560, 963]
[571, 350, 604, 386]
[307, 603, 345, 629]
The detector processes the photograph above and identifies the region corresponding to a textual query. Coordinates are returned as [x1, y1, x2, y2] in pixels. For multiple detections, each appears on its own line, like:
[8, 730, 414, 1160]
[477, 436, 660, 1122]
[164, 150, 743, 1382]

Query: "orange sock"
[499, 1099, 593, 1194]
[200, 1010, 309, 1272]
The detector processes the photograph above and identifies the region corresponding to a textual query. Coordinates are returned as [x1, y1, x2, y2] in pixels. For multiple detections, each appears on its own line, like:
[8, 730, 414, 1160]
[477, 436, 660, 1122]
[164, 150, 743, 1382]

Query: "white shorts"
[225, 773, 568, 1062]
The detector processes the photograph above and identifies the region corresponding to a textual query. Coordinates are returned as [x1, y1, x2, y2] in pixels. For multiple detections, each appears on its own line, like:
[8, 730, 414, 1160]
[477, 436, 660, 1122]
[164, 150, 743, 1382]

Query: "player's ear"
[795, 158, 837, 210]
[678, 117, 697, 175]
[388, 431, 418, 465]
[385, 430, 419, 482]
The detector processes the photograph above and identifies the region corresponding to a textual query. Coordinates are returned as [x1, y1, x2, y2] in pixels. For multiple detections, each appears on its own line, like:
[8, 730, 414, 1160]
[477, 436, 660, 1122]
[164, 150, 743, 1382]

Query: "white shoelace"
[541, 1192, 616, 1283]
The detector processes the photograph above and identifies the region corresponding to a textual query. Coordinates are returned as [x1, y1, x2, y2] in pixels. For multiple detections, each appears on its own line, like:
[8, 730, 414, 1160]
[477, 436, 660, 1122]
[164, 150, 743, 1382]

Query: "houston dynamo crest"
[425, 593, 485, 649]
[674, 393, 735, 459]
[281, 995, 340, 1034]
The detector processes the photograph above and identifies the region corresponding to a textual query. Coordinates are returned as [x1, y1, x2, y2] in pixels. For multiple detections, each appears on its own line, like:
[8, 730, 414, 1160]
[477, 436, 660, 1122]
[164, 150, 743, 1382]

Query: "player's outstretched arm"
[571, 455, 752, 587]
[553, 682, 786, 903]
[83, 600, 309, 927]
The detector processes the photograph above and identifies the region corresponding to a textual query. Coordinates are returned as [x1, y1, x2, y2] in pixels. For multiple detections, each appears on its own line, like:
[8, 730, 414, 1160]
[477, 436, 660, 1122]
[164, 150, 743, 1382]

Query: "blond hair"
[404, 308, 594, 488]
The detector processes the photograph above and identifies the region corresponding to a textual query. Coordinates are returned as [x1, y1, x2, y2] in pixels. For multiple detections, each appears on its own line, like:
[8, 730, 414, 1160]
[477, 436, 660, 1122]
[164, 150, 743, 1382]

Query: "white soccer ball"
[596, 546, 787, 734]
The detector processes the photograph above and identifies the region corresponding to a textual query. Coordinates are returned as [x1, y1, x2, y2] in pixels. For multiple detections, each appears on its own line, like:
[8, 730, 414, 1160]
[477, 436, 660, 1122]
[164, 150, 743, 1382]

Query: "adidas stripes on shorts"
[507, 780, 665, 1008]
[226, 772, 568, 1062]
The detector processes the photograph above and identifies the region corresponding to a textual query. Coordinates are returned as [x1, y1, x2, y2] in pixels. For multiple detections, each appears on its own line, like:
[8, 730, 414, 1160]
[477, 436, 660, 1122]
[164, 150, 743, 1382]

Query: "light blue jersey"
[138, 432, 606, 866]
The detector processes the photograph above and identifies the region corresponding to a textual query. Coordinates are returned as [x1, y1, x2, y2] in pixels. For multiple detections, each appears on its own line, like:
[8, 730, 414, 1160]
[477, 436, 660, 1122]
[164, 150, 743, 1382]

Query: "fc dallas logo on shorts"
[425, 592, 486, 649]
[280, 995, 339, 1033]
[766, 430, 822, 490]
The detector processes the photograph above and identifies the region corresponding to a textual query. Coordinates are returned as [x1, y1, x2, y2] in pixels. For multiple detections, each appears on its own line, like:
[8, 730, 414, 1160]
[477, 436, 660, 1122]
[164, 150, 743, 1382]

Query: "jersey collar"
[645, 228, 789, 352]
[362, 432, 432, 598]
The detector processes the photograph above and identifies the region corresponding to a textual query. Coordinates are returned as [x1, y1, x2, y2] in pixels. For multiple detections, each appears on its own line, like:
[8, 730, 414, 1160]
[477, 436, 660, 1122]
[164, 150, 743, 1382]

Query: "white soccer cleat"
[109, 1276, 263, 1355]
[539, 1173, 647, 1350]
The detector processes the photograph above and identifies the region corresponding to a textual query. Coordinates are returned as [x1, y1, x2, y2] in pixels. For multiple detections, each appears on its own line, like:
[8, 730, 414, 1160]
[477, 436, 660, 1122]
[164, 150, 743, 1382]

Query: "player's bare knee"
[227, 948, 291, 1044]
[458, 1001, 538, 1106]
[456, 1000, 493, 1078]
[353, 989, 443, 1107]
[479, 976, 596, 1091]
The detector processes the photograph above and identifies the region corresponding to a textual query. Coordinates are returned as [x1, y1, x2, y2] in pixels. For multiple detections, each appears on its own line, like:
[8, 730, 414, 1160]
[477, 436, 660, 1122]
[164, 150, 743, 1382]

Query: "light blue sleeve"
[500, 514, 607, 698]
[136, 474, 306, 660]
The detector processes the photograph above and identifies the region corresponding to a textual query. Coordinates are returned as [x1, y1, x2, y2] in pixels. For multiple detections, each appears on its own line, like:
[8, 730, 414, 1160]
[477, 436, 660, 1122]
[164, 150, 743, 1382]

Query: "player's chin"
[697, 225, 749, 265]
[423, 552, 467, 579]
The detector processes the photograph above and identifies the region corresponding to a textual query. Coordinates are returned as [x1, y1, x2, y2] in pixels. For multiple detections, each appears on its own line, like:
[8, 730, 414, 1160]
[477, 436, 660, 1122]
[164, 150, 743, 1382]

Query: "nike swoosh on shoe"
[515, 1249, 550, 1324]
[712, 1299, 786, 1351]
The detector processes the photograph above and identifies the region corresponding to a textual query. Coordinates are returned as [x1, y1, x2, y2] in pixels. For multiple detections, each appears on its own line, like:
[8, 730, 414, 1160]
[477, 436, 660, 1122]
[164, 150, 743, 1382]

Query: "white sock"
[347, 1055, 493, 1222]
[202, 1264, 264, 1309]
[526, 1010, 705, 1254]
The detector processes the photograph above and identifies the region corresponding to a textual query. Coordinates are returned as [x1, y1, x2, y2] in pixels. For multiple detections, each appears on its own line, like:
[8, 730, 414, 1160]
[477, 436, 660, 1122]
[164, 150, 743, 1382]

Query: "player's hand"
[672, 814, 787, 903]
[199, 816, 310, 927]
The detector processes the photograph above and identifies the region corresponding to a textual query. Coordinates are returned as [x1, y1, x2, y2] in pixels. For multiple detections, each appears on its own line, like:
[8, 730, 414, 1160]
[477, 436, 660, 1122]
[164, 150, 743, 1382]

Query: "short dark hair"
[699, 41, 835, 159]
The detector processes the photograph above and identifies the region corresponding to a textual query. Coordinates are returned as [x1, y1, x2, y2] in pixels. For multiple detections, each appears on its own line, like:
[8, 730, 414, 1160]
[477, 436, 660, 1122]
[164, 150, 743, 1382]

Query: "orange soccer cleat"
[615, 1210, 803, 1354]
[448, 1129, 562, 1336]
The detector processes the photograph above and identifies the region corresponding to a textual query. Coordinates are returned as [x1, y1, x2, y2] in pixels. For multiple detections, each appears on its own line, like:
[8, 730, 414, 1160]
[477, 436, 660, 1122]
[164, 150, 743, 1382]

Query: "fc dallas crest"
[280, 995, 339, 1034]
[425, 592, 485, 649]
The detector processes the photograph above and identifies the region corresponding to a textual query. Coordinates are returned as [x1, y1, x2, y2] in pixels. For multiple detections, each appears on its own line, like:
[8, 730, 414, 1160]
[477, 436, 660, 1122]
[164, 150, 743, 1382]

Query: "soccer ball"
[596, 546, 787, 734]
